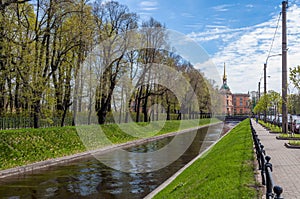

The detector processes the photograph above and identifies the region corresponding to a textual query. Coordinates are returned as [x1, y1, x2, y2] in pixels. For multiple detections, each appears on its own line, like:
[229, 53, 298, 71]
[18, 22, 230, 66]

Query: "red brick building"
[232, 93, 250, 115]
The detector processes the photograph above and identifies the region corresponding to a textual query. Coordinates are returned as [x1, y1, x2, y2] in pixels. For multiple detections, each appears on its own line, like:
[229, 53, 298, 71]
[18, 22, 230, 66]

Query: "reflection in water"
[0, 123, 229, 199]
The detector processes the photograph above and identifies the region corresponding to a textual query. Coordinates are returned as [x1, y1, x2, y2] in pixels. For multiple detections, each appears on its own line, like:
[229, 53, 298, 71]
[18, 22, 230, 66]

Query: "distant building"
[249, 91, 259, 113]
[219, 63, 234, 115]
[219, 63, 250, 116]
[232, 93, 251, 115]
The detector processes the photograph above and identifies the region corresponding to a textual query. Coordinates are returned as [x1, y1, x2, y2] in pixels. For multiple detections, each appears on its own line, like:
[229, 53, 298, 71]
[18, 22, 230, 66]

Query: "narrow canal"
[0, 122, 234, 199]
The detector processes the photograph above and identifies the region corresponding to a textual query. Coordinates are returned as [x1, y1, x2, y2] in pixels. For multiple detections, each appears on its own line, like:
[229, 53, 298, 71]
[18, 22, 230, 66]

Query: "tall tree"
[134, 17, 166, 122]
[93, 0, 138, 124]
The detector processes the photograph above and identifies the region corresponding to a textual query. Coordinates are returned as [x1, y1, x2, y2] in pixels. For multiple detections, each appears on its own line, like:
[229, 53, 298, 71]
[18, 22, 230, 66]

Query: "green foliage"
[253, 94, 268, 114]
[254, 91, 282, 116]
[290, 66, 300, 91]
[0, 0, 219, 127]
[154, 119, 258, 199]
[288, 94, 300, 114]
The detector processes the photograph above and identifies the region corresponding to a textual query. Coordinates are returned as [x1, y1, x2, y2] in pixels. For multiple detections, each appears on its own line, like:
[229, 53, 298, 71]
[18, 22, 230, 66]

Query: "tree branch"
[0, 0, 31, 10]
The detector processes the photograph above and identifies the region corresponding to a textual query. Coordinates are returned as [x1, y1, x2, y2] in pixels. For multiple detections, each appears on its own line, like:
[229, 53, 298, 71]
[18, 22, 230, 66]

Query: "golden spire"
[223, 62, 227, 83]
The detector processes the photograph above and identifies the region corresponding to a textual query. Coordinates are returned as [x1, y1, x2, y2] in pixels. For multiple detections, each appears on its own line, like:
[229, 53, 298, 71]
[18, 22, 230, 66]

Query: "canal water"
[0, 123, 232, 199]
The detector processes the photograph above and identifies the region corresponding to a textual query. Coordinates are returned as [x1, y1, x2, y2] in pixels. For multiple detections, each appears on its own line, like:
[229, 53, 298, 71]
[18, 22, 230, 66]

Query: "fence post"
[265, 156, 273, 198]
[273, 186, 283, 199]
[260, 144, 266, 185]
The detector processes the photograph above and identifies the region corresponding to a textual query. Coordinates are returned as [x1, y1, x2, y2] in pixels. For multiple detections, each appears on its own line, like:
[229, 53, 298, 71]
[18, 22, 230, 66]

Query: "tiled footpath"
[251, 119, 300, 198]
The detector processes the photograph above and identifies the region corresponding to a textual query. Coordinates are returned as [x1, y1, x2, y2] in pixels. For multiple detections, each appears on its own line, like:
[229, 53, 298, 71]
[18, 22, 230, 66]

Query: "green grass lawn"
[154, 119, 258, 199]
[0, 118, 219, 170]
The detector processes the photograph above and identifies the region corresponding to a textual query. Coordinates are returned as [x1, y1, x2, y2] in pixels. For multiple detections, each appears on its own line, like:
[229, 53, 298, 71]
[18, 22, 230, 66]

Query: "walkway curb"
[284, 143, 300, 149]
[0, 122, 223, 179]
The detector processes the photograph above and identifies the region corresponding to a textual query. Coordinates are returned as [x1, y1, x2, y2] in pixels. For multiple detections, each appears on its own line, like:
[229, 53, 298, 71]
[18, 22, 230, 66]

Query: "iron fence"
[250, 120, 283, 199]
[0, 112, 212, 130]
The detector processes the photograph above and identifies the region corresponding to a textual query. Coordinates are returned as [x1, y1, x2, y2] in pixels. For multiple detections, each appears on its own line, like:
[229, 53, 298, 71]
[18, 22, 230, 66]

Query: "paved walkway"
[251, 119, 300, 198]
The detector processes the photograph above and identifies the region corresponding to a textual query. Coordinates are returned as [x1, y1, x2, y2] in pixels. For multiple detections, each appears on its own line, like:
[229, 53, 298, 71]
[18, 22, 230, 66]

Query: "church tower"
[223, 62, 227, 85]
[220, 62, 230, 91]
[219, 62, 233, 115]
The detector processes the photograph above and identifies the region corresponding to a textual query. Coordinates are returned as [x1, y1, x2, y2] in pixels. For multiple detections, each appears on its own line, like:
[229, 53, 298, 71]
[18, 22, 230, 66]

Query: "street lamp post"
[258, 77, 263, 100]
[282, 1, 288, 134]
[264, 63, 267, 122]
[258, 77, 263, 120]
[264, 54, 281, 123]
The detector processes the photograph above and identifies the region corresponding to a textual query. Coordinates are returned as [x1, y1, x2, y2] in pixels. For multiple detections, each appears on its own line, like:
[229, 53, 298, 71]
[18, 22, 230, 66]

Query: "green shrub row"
[258, 120, 282, 133]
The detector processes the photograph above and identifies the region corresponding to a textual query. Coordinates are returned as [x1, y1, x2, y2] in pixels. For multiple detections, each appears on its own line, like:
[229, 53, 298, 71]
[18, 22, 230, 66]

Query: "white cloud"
[212, 4, 234, 12]
[184, 23, 203, 30]
[188, 4, 300, 94]
[139, 1, 158, 11]
[141, 7, 158, 11]
[181, 12, 194, 18]
[140, 1, 157, 7]
[188, 25, 249, 43]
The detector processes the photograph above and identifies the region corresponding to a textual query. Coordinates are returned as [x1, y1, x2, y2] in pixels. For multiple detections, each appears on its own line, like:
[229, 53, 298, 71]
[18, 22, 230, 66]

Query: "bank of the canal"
[0, 118, 219, 174]
[0, 121, 225, 198]
[151, 118, 259, 199]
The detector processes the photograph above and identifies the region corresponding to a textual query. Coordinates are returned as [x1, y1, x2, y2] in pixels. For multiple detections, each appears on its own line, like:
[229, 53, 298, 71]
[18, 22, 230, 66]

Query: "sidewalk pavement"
[251, 119, 300, 198]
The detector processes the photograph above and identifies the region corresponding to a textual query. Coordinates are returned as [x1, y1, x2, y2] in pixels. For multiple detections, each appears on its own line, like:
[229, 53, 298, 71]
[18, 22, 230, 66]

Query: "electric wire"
[266, 12, 282, 61]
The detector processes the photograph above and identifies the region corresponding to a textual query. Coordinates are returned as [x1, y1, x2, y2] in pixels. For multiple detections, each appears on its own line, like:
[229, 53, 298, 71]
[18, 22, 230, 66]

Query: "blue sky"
[116, 0, 300, 94]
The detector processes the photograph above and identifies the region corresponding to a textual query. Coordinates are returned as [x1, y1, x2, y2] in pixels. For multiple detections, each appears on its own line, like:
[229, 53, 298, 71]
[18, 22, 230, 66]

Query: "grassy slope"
[0, 118, 219, 170]
[154, 119, 257, 199]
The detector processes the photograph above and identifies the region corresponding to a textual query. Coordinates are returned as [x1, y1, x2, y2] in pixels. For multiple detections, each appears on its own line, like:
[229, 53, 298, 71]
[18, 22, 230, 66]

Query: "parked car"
[275, 116, 282, 127]
[288, 115, 299, 131]
[292, 119, 300, 133]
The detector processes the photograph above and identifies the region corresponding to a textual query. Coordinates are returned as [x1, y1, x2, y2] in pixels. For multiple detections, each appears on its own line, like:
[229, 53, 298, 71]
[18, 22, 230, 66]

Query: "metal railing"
[250, 120, 283, 199]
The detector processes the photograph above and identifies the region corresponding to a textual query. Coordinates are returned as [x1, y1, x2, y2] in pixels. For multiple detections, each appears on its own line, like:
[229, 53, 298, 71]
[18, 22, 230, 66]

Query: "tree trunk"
[61, 108, 67, 127]
[33, 98, 41, 128]
[166, 104, 170, 120]
[0, 82, 4, 117]
[61, 75, 72, 127]
[97, 97, 108, 125]
[0, 10, 5, 116]
[142, 84, 150, 122]
[118, 86, 124, 123]
[72, 51, 82, 126]
[78, 66, 84, 112]
[135, 86, 143, 122]
[88, 96, 92, 125]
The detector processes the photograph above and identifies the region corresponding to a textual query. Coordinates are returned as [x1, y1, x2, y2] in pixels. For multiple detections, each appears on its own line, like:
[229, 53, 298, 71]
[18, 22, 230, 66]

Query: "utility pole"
[258, 82, 261, 100]
[258, 81, 261, 119]
[264, 63, 267, 123]
[282, 1, 288, 134]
